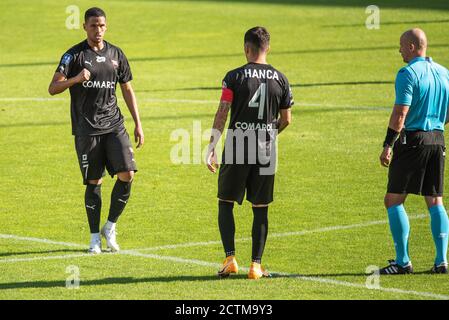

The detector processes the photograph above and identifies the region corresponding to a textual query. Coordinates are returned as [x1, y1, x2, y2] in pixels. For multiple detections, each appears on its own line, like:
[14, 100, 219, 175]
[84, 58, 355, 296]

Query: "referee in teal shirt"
[379, 28, 449, 275]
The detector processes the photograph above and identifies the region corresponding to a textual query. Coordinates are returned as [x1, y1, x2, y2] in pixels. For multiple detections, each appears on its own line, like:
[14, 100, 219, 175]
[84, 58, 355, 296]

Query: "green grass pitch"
[1, 0, 449, 300]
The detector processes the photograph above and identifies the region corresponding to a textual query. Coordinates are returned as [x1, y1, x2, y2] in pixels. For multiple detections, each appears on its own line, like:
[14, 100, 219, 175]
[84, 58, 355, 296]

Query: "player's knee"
[384, 194, 394, 209]
[117, 171, 134, 182]
[88, 179, 102, 185]
[252, 204, 268, 208]
[218, 199, 234, 204]
[425, 196, 443, 209]
[384, 194, 404, 209]
[384, 195, 395, 209]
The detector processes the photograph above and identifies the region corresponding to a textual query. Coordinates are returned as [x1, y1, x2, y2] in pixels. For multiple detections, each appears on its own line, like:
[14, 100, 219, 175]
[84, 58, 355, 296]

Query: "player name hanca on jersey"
[244, 68, 279, 80]
[82, 80, 116, 89]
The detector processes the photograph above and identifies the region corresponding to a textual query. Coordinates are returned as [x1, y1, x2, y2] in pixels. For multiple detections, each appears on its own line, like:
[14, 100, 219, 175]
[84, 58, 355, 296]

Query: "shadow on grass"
[271, 270, 433, 278]
[136, 80, 394, 93]
[325, 18, 449, 28]
[0, 114, 213, 129]
[154, 0, 449, 11]
[2, 44, 448, 69]
[0, 275, 225, 290]
[0, 104, 391, 129]
[0, 270, 436, 290]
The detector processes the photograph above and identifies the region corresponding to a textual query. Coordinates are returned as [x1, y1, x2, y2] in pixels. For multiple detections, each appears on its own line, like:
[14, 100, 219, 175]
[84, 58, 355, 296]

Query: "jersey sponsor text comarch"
[82, 80, 115, 89]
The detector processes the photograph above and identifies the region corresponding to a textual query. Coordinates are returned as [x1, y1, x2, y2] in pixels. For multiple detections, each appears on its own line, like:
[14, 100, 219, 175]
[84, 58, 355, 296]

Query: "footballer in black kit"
[60, 39, 136, 181]
[207, 27, 293, 279]
[48, 7, 144, 253]
[219, 63, 293, 204]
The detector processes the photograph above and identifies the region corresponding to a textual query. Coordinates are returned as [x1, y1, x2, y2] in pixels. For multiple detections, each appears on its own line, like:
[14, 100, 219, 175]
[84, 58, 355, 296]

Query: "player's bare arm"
[48, 69, 90, 95]
[120, 82, 144, 148]
[206, 101, 231, 173]
[380, 104, 410, 167]
[277, 108, 292, 134]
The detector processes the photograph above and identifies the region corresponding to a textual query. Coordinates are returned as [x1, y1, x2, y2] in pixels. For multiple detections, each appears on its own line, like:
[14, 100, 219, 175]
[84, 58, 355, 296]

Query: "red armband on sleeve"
[220, 88, 234, 103]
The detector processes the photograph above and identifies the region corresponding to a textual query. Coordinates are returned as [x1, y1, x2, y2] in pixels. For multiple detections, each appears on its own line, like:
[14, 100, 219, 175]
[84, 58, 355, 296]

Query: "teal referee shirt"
[395, 56, 449, 131]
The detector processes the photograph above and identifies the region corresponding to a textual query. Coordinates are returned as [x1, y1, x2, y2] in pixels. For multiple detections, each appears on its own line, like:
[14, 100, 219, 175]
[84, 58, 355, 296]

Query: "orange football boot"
[217, 256, 239, 278]
[248, 262, 271, 279]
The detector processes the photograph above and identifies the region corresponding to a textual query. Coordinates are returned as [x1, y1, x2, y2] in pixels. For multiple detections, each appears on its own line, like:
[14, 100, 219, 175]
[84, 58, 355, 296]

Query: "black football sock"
[218, 200, 235, 257]
[252, 206, 269, 264]
[107, 179, 132, 223]
[85, 184, 102, 234]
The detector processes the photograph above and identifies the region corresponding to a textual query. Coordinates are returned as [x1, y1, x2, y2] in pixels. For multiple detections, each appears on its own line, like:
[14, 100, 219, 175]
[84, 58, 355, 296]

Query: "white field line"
[132, 214, 428, 252]
[0, 253, 94, 263]
[0, 97, 389, 109]
[0, 234, 84, 248]
[0, 227, 447, 300]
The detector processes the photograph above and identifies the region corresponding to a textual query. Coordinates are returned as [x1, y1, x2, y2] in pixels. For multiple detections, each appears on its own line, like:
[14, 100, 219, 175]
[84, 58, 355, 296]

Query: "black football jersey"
[221, 62, 294, 164]
[56, 40, 133, 136]
[222, 62, 293, 131]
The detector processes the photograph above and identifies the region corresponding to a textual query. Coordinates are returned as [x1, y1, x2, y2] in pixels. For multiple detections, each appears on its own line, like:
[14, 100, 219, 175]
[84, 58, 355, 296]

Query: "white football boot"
[101, 222, 120, 252]
[88, 233, 102, 254]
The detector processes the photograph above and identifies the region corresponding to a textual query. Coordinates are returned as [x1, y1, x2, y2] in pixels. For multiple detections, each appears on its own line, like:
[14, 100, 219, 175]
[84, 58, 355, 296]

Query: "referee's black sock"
[85, 184, 102, 234]
[218, 200, 235, 257]
[252, 206, 269, 264]
[108, 179, 132, 223]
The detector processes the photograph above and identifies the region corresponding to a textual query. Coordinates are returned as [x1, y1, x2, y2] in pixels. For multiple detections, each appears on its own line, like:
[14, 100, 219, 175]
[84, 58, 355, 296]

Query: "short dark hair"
[244, 27, 270, 52]
[84, 7, 106, 22]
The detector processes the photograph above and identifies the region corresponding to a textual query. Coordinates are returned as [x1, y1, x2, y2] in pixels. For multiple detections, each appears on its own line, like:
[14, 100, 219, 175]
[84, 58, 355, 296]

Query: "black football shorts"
[387, 130, 445, 196]
[218, 164, 275, 205]
[75, 127, 137, 185]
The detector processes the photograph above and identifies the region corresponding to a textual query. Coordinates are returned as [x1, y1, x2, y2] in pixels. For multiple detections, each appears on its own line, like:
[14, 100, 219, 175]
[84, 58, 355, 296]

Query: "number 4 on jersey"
[248, 83, 266, 120]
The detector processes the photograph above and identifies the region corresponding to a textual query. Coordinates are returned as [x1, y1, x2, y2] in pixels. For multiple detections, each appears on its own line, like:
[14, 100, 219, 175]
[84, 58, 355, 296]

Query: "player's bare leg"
[101, 171, 134, 252]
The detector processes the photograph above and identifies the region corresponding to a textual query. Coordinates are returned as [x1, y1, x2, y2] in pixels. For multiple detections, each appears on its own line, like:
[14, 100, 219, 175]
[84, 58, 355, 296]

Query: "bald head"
[399, 28, 427, 63]
[401, 28, 427, 50]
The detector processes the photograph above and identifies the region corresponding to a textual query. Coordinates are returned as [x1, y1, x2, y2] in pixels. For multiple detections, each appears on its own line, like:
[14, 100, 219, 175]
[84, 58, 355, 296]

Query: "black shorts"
[75, 127, 137, 185]
[387, 130, 445, 196]
[218, 164, 275, 205]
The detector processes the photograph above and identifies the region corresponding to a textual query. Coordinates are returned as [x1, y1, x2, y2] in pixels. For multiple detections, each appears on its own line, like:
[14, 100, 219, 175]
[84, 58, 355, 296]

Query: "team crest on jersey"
[61, 53, 72, 65]
[111, 59, 119, 69]
[96, 56, 106, 63]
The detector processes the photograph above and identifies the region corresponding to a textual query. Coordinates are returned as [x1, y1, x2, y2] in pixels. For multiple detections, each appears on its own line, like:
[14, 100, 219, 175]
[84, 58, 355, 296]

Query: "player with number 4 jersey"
[206, 26, 294, 279]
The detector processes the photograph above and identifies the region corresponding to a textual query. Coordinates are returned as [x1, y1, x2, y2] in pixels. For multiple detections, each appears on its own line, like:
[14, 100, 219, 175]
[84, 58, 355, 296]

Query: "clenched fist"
[76, 68, 91, 83]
